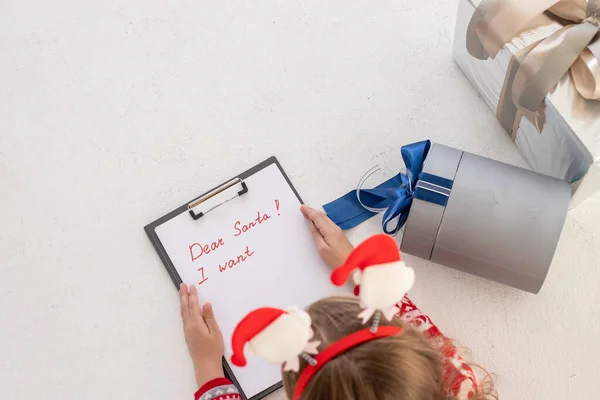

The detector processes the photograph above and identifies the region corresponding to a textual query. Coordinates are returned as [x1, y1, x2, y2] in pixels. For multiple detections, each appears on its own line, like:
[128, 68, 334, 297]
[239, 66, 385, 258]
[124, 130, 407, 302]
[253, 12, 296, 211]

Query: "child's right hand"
[300, 205, 354, 269]
[179, 283, 225, 388]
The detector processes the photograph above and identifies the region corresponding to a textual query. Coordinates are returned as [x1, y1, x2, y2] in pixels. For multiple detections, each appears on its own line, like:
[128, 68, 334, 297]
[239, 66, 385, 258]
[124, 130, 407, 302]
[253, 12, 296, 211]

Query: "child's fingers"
[300, 204, 313, 219]
[188, 285, 205, 324]
[300, 204, 320, 215]
[303, 209, 327, 250]
[202, 303, 222, 336]
[179, 283, 190, 323]
[301, 205, 337, 238]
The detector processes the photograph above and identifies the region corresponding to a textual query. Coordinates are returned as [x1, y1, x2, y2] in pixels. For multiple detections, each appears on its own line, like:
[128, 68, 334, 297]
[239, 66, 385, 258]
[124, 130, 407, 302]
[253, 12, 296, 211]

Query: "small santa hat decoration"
[331, 234, 405, 285]
[331, 234, 415, 324]
[231, 306, 320, 372]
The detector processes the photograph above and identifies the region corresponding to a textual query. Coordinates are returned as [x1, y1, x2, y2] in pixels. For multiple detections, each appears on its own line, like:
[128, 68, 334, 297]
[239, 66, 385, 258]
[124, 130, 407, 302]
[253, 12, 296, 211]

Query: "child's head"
[281, 296, 484, 400]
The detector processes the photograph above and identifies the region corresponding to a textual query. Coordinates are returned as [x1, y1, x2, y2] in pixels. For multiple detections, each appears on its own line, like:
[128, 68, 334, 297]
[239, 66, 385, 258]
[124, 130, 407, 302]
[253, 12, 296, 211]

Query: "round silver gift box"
[400, 143, 571, 294]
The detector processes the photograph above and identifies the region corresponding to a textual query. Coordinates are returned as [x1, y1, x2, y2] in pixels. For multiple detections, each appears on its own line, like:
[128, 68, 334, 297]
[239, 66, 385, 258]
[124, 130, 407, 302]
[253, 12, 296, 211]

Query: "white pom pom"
[286, 307, 311, 326]
[352, 270, 362, 285]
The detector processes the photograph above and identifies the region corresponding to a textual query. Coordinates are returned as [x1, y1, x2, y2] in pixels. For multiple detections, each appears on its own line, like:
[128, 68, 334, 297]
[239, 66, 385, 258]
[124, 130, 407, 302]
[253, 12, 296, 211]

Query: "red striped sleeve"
[194, 377, 241, 400]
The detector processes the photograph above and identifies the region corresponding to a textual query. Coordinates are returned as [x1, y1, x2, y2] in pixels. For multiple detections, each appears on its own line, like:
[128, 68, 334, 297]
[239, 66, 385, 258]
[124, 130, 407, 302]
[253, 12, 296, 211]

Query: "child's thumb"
[202, 303, 221, 334]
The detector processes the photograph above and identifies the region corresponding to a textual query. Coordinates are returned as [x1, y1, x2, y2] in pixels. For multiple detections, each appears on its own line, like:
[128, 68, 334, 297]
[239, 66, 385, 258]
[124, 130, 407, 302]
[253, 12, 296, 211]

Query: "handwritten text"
[189, 238, 225, 261]
[233, 211, 271, 237]
[218, 245, 255, 272]
[186, 201, 282, 286]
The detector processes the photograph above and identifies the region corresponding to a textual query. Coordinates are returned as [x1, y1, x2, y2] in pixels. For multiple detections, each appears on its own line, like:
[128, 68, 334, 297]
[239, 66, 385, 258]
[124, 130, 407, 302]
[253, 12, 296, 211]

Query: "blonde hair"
[282, 296, 495, 400]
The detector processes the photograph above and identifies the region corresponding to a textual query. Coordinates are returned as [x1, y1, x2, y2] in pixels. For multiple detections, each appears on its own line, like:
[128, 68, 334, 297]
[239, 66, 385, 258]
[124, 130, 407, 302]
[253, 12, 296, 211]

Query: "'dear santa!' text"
[187, 209, 277, 285]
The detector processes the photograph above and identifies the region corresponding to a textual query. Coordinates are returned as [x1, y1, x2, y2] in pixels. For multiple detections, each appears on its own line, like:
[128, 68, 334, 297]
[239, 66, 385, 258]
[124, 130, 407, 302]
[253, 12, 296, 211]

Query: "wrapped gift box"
[452, 0, 600, 207]
[400, 143, 571, 294]
[324, 140, 571, 294]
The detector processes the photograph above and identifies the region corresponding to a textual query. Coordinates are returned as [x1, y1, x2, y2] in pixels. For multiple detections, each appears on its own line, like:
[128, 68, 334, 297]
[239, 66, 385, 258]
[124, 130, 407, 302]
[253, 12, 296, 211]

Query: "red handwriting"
[197, 267, 209, 285]
[189, 238, 225, 262]
[233, 211, 271, 237]
[218, 246, 255, 272]
[185, 202, 282, 283]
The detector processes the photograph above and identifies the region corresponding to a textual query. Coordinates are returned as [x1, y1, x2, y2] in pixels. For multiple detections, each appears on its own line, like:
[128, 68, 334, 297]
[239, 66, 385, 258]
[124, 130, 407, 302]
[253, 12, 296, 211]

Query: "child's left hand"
[179, 283, 225, 388]
[300, 205, 354, 269]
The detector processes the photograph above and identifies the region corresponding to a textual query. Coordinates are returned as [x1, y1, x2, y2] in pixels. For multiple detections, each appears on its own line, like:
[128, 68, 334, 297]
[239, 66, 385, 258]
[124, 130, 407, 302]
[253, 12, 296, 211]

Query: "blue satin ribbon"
[323, 140, 453, 235]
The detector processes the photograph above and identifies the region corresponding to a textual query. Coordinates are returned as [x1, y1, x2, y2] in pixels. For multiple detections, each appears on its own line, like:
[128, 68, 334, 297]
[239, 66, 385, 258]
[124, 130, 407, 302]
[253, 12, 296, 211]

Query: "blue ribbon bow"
[323, 140, 453, 235]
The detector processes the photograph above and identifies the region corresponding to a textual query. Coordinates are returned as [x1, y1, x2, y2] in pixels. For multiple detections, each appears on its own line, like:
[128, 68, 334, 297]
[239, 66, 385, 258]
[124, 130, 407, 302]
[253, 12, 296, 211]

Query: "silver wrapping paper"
[452, 0, 600, 208]
[401, 143, 571, 294]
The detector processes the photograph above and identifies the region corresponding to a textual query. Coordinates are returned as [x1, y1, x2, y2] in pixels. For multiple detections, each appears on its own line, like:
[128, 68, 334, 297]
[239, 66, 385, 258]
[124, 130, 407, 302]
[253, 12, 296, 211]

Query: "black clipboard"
[144, 156, 302, 400]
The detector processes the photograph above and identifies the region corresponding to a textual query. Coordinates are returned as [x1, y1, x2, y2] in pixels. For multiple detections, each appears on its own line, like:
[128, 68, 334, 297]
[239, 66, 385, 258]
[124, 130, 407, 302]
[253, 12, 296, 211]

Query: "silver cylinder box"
[400, 143, 571, 294]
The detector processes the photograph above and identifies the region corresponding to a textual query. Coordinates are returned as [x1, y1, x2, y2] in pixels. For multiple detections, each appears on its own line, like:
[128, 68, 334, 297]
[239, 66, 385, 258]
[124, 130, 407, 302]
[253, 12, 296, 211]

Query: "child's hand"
[179, 283, 225, 388]
[301, 205, 354, 269]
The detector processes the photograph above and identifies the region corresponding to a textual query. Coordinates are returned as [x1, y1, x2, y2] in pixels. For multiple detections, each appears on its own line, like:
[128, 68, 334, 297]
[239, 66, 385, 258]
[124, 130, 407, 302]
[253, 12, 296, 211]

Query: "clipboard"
[144, 156, 303, 400]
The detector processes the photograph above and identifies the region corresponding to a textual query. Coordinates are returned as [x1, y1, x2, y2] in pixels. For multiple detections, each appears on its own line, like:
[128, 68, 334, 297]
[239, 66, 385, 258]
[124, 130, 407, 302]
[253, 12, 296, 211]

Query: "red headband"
[292, 326, 403, 400]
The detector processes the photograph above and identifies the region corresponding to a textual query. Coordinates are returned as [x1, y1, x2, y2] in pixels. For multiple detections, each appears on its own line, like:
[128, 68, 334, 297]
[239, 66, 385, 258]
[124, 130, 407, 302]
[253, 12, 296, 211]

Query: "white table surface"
[1, 1, 599, 399]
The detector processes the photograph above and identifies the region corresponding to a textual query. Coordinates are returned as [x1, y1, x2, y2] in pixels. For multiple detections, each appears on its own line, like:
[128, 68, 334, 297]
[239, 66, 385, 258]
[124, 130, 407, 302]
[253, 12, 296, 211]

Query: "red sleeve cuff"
[194, 377, 233, 399]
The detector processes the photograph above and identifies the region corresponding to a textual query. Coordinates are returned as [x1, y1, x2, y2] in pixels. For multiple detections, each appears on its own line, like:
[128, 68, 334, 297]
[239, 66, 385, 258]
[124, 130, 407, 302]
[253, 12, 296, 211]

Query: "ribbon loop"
[468, 0, 562, 59]
[323, 140, 454, 236]
[513, 22, 600, 111]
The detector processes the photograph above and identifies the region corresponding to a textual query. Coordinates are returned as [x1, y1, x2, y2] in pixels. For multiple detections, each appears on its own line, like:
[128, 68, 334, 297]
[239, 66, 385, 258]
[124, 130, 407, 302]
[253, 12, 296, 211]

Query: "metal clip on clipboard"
[187, 178, 249, 220]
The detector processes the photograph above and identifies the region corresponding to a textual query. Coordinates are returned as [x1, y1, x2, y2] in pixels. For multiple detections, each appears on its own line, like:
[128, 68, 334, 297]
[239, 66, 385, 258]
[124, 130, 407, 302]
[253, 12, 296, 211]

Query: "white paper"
[155, 163, 336, 398]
